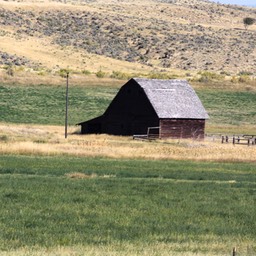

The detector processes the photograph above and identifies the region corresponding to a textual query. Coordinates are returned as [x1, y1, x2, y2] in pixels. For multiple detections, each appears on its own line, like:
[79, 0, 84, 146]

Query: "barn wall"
[160, 119, 205, 139]
[104, 117, 159, 136]
[81, 122, 101, 134]
[80, 115, 105, 134]
[81, 79, 159, 136]
[80, 115, 159, 136]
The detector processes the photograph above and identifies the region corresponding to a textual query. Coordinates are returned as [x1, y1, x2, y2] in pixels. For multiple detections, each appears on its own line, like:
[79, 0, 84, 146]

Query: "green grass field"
[1, 82, 256, 255]
[0, 84, 118, 125]
[0, 155, 256, 255]
[1, 83, 256, 129]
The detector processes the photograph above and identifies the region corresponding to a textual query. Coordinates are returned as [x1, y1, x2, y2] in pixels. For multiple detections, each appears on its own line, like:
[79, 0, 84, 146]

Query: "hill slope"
[0, 0, 255, 74]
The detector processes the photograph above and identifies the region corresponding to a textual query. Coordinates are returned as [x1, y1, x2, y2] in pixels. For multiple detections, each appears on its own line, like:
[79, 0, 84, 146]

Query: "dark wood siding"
[79, 79, 207, 138]
[80, 79, 159, 135]
[80, 116, 104, 134]
[160, 119, 205, 139]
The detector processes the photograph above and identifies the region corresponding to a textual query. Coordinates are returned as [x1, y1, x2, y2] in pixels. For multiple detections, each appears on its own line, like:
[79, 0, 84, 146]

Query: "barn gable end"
[78, 78, 209, 138]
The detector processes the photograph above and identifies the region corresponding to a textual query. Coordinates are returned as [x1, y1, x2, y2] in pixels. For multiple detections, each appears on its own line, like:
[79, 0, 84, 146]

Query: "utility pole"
[65, 71, 69, 139]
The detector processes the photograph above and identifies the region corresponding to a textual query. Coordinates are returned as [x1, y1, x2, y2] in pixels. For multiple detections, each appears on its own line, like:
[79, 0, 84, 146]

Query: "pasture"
[1, 83, 256, 133]
[0, 155, 256, 255]
[0, 81, 256, 255]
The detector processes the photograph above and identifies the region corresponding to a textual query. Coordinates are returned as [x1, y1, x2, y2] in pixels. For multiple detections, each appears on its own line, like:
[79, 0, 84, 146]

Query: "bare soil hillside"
[0, 0, 255, 74]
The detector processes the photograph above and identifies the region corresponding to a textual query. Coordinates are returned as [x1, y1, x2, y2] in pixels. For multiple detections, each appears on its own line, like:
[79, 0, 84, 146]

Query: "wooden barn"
[77, 78, 209, 139]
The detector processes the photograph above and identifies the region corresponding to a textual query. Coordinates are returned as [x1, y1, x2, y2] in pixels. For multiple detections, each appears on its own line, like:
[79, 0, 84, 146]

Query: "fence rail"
[133, 127, 160, 141]
[221, 134, 256, 146]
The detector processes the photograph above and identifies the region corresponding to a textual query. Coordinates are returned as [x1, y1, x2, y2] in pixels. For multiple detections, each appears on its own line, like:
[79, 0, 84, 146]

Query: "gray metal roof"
[133, 78, 209, 119]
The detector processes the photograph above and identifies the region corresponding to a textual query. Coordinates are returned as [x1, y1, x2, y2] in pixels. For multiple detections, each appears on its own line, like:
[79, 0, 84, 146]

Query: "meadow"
[0, 83, 118, 126]
[1, 83, 256, 131]
[0, 81, 256, 255]
[0, 155, 256, 255]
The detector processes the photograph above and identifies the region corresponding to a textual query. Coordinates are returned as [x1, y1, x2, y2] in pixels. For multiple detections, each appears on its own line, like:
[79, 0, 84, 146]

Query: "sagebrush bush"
[95, 70, 106, 78]
[110, 71, 132, 80]
[148, 72, 177, 80]
[58, 68, 70, 78]
[82, 70, 91, 75]
[238, 71, 253, 76]
[197, 71, 223, 83]
[238, 75, 251, 83]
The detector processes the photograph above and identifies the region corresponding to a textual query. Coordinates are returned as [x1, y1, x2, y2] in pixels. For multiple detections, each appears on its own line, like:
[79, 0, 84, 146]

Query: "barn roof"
[133, 78, 209, 119]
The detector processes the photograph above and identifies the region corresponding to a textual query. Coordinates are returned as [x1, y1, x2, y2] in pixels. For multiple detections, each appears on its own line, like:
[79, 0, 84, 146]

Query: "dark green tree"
[243, 17, 255, 29]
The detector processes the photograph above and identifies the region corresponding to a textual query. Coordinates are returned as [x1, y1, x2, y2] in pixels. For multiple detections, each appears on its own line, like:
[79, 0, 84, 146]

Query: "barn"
[77, 78, 209, 139]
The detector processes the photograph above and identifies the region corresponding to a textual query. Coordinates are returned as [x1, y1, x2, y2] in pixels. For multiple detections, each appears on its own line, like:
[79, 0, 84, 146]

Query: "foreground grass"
[0, 154, 256, 255]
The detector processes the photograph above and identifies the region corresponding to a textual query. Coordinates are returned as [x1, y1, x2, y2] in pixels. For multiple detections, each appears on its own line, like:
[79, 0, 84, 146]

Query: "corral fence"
[206, 133, 256, 146]
[222, 134, 256, 146]
[134, 130, 256, 145]
[133, 126, 159, 141]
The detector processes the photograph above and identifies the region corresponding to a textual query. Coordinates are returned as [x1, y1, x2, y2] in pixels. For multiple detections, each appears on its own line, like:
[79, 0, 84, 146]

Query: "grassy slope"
[1, 83, 256, 133]
[0, 1, 155, 74]
[0, 84, 118, 125]
[197, 89, 256, 127]
[0, 155, 255, 255]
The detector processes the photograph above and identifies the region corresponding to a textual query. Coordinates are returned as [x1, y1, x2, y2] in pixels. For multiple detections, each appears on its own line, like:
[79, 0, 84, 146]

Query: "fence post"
[233, 247, 236, 256]
[222, 135, 224, 143]
[233, 136, 235, 145]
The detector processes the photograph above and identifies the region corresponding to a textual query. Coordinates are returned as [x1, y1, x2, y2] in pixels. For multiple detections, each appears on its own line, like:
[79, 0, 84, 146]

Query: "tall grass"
[1, 124, 256, 162]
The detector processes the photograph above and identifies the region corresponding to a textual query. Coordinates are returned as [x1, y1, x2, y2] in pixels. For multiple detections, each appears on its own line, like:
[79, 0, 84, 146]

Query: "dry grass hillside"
[0, 0, 255, 78]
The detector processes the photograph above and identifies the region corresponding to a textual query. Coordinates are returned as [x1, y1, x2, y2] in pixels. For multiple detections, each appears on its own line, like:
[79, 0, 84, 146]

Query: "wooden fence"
[133, 131, 256, 145]
[221, 134, 256, 146]
[133, 126, 159, 141]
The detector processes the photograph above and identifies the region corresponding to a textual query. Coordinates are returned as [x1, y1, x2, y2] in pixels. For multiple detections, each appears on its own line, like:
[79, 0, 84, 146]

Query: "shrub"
[238, 71, 253, 76]
[238, 75, 250, 83]
[220, 71, 231, 76]
[110, 71, 132, 80]
[197, 71, 223, 83]
[82, 70, 91, 75]
[59, 68, 70, 78]
[243, 17, 255, 29]
[231, 76, 238, 83]
[0, 135, 8, 142]
[37, 71, 46, 76]
[95, 70, 106, 78]
[6, 65, 14, 76]
[15, 66, 25, 72]
[148, 72, 177, 80]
